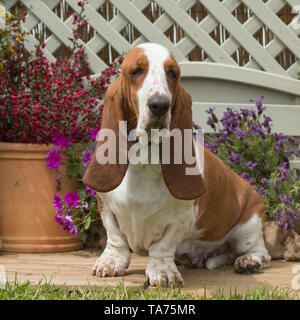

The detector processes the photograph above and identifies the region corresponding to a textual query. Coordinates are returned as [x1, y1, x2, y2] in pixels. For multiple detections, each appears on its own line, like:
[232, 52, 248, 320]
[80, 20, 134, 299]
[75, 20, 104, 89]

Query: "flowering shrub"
[47, 50, 122, 240]
[0, 1, 121, 241]
[204, 97, 300, 230]
[0, 2, 117, 144]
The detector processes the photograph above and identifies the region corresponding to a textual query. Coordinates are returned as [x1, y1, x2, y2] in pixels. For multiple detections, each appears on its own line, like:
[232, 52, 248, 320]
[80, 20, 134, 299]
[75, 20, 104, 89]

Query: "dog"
[83, 43, 271, 287]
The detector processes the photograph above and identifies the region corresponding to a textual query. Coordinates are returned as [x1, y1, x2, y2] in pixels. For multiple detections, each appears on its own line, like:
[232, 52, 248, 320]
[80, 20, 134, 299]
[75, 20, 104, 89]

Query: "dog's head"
[121, 43, 180, 134]
[83, 43, 205, 200]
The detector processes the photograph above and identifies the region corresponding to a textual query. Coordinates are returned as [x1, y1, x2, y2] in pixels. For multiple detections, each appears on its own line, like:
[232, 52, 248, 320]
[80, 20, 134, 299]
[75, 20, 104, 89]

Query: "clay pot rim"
[0, 142, 55, 152]
[0, 141, 84, 152]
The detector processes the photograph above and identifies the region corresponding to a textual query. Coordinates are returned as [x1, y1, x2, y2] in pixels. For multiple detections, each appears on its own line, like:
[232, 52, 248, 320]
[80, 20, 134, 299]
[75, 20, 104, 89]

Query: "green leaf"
[66, 145, 77, 154]
[84, 216, 91, 230]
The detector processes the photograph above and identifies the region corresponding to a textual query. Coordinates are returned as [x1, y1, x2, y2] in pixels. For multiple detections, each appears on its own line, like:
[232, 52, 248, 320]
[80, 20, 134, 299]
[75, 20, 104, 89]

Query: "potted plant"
[0, 3, 116, 252]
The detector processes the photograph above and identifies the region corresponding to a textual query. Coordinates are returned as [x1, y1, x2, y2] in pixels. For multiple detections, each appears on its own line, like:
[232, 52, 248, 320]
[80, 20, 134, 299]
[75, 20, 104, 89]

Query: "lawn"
[1, 278, 298, 300]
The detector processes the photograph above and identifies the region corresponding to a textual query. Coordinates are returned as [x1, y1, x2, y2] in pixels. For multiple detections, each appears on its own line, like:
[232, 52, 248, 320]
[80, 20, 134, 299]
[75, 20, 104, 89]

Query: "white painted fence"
[3, 0, 300, 166]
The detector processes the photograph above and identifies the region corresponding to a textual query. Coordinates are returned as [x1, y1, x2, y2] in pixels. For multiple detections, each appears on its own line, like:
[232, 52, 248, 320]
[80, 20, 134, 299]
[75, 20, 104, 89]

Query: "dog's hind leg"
[205, 213, 271, 272]
[229, 214, 271, 273]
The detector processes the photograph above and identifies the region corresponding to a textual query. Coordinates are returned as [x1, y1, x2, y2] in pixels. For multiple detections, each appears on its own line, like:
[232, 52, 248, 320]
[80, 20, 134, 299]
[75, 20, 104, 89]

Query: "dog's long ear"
[161, 84, 206, 200]
[82, 75, 128, 192]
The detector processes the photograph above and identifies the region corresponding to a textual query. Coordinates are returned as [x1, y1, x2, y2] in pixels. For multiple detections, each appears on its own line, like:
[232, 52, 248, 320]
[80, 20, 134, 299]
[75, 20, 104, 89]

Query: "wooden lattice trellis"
[2, 0, 300, 167]
[3, 0, 300, 78]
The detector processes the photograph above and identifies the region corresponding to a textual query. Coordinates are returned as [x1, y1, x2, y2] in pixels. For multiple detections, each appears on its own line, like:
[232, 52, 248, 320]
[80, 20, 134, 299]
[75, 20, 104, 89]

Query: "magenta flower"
[55, 215, 78, 237]
[89, 128, 100, 140]
[53, 194, 63, 213]
[85, 186, 96, 197]
[51, 134, 72, 150]
[64, 190, 80, 207]
[46, 147, 62, 171]
[82, 150, 92, 166]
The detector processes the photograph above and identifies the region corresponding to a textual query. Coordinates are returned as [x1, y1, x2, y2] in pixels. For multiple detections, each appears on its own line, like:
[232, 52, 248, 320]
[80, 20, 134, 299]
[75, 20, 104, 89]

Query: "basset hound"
[83, 43, 271, 287]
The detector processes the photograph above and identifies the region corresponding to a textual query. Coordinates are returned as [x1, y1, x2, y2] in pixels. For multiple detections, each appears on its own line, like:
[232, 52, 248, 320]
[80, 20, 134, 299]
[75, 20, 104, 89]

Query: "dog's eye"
[131, 67, 144, 78]
[167, 70, 177, 81]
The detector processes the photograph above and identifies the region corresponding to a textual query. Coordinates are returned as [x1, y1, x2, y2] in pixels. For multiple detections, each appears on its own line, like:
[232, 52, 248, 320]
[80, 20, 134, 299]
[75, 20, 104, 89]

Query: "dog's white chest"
[102, 164, 196, 255]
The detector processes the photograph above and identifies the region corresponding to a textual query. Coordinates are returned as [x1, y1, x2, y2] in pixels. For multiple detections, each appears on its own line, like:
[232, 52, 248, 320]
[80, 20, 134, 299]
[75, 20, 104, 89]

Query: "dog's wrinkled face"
[121, 43, 180, 136]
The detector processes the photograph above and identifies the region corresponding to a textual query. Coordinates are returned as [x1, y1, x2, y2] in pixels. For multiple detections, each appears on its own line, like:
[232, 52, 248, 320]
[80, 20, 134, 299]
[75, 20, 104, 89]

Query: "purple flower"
[245, 161, 258, 171]
[206, 107, 218, 123]
[274, 145, 280, 152]
[274, 132, 286, 145]
[82, 202, 89, 212]
[240, 108, 250, 118]
[250, 96, 266, 115]
[85, 186, 96, 197]
[227, 150, 241, 165]
[261, 178, 269, 188]
[46, 147, 62, 171]
[262, 115, 272, 133]
[89, 127, 100, 140]
[206, 118, 216, 129]
[193, 121, 202, 130]
[278, 210, 286, 229]
[64, 190, 80, 207]
[278, 165, 290, 182]
[240, 172, 255, 185]
[279, 194, 292, 207]
[53, 194, 63, 214]
[55, 215, 78, 237]
[56, 177, 61, 185]
[235, 130, 245, 140]
[51, 134, 72, 150]
[254, 186, 267, 197]
[82, 150, 92, 166]
[288, 137, 299, 147]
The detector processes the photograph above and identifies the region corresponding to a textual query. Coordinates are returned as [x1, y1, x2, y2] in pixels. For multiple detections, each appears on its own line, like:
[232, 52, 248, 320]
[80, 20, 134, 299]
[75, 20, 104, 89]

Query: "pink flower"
[53, 194, 63, 214]
[85, 186, 96, 197]
[82, 150, 92, 166]
[51, 134, 72, 150]
[64, 191, 81, 207]
[46, 147, 62, 171]
[89, 128, 100, 140]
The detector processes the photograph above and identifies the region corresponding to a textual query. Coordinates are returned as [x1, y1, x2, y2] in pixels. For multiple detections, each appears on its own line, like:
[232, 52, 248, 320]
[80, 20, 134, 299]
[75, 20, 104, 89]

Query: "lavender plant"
[204, 96, 300, 230]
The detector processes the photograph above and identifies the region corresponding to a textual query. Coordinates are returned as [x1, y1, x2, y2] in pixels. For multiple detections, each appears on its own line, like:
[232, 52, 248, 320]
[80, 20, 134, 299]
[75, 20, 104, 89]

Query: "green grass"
[0, 277, 298, 300]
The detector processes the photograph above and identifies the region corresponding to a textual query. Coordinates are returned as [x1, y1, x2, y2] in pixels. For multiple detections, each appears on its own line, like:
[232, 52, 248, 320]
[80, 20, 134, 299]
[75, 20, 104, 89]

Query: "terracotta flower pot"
[0, 142, 83, 252]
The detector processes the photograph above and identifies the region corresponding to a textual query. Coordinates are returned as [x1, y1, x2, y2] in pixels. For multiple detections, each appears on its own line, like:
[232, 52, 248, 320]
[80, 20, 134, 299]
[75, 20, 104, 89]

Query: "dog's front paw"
[146, 257, 184, 287]
[92, 247, 130, 277]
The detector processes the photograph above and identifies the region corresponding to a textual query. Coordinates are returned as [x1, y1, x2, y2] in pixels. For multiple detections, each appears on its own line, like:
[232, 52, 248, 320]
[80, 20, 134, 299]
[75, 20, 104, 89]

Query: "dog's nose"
[148, 96, 170, 116]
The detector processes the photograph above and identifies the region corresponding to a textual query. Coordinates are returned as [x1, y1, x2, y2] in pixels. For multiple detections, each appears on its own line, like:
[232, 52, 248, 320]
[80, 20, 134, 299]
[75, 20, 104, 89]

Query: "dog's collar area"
[128, 138, 161, 147]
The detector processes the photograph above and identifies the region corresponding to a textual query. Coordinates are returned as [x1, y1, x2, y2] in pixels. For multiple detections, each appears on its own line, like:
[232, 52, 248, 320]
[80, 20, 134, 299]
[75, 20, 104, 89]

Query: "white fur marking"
[136, 43, 172, 132]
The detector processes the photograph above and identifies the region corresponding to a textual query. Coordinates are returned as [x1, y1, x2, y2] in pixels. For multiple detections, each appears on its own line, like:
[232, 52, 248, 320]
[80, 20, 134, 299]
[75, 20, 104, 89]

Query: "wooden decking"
[1, 249, 299, 297]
